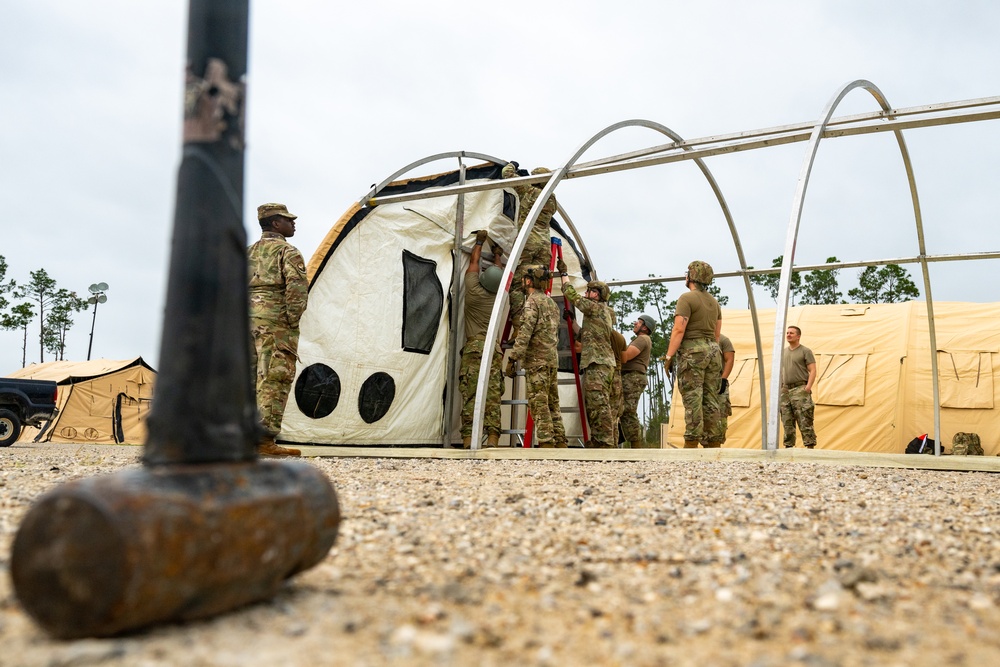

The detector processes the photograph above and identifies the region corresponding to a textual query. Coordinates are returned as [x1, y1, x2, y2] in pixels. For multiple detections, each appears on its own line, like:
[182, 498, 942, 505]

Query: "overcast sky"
[2, 1, 999, 375]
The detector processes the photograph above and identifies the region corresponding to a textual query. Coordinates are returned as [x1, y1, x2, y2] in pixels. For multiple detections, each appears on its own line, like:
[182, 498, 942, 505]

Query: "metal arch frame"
[353, 150, 508, 448]
[766, 79, 940, 452]
[471, 120, 768, 450]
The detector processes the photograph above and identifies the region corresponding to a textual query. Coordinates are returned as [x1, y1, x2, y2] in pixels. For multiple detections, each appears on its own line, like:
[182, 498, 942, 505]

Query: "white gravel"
[1, 444, 999, 666]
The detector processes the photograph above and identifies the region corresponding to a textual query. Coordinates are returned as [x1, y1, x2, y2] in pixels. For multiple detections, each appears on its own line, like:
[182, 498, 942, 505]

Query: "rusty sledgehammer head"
[10, 0, 340, 639]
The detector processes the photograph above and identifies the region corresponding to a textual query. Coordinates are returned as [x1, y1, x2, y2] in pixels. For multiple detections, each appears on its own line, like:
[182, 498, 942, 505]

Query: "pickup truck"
[0, 378, 59, 447]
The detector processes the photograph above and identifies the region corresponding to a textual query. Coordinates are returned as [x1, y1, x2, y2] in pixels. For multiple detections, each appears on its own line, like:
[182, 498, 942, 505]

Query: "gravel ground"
[1, 444, 999, 667]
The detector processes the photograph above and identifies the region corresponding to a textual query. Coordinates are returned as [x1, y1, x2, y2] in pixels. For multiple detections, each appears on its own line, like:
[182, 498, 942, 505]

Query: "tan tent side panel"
[666, 303, 1000, 455]
[10, 358, 156, 445]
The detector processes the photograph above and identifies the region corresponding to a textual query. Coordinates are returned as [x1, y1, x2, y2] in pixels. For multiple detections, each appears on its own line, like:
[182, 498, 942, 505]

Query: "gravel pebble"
[1, 444, 999, 666]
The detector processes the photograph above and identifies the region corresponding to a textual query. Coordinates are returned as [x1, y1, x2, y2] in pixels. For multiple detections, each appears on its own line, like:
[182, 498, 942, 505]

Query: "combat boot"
[702, 442, 721, 449]
[258, 436, 301, 457]
[683, 440, 700, 449]
[487, 433, 500, 447]
[462, 436, 472, 449]
[629, 441, 645, 449]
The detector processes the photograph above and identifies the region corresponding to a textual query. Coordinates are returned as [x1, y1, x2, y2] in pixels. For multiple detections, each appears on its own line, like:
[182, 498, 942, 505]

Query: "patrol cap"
[638, 314, 656, 332]
[257, 203, 297, 221]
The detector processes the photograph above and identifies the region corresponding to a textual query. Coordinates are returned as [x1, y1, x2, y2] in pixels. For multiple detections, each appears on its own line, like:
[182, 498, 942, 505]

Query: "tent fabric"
[665, 302, 1000, 455]
[6, 357, 156, 444]
[283, 167, 588, 447]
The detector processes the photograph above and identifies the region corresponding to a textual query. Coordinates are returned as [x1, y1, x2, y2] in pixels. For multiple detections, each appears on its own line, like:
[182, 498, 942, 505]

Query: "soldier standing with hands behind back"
[248, 203, 309, 457]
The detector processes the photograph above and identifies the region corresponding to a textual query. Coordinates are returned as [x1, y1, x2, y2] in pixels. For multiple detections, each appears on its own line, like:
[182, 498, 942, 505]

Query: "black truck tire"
[0, 408, 21, 447]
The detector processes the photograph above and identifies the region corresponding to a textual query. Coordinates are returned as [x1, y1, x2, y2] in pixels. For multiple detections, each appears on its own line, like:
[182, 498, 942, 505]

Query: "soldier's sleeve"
[562, 282, 581, 307]
[283, 247, 309, 327]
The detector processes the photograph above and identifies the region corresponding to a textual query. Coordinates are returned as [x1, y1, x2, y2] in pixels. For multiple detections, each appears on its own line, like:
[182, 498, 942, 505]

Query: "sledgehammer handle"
[144, 0, 258, 464]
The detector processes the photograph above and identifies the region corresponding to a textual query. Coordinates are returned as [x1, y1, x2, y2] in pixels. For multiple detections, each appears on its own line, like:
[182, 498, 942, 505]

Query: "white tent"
[665, 303, 1000, 455]
[281, 163, 589, 447]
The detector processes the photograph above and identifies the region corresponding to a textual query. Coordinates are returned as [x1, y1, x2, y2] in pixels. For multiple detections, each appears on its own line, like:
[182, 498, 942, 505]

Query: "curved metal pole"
[442, 158, 467, 447]
[766, 79, 938, 452]
[358, 150, 507, 203]
[472, 119, 760, 449]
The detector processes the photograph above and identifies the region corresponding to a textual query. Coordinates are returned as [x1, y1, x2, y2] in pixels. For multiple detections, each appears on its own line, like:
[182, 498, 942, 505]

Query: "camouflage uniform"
[563, 283, 616, 447]
[610, 329, 626, 444]
[674, 287, 724, 446]
[780, 343, 816, 447]
[248, 231, 308, 435]
[677, 339, 724, 445]
[502, 163, 557, 329]
[621, 332, 652, 446]
[460, 275, 504, 439]
[511, 289, 565, 447]
[718, 334, 735, 442]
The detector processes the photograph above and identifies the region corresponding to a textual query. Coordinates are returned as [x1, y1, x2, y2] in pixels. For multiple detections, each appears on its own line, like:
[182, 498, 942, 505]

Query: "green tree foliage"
[847, 264, 920, 303]
[44, 289, 88, 360]
[7, 303, 35, 368]
[799, 256, 843, 305]
[0, 255, 15, 324]
[748, 255, 802, 304]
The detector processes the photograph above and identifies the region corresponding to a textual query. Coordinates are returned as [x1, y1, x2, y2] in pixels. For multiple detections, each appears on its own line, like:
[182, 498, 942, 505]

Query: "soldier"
[663, 261, 724, 448]
[610, 327, 627, 445]
[621, 314, 655, 448]
[718, 333, 735, 443]
[501, 162, 557, 335]
[558, 263, 617, 449]
[248, 203, 309, 457]
[505, 265, 566, 448]
[459, 230, 505, 448]
[780, 325, 817, 448]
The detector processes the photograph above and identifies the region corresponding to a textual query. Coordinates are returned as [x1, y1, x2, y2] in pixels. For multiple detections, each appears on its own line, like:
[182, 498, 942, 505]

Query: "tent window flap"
[401, 250, 443, 354]
[938, 350, 994, 409]
[814, 353, 868, 406]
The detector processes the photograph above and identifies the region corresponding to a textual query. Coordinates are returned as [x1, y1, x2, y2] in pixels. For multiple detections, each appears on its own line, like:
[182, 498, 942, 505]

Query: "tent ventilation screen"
[401, 250, 443, 354]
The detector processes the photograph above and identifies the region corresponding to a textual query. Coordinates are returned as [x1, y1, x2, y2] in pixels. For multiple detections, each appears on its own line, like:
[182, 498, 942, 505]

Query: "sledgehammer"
[10, 0, 340, 639]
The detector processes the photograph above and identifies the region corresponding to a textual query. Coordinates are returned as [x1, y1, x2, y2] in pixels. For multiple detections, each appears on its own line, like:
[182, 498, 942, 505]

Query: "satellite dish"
[97, 282, 109, 291]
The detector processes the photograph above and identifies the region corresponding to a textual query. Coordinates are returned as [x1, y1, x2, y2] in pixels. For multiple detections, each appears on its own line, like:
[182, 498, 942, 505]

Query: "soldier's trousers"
[720, 383, 732, 443]
[583, 363, 616, 446]
[676, 338, 724, 445]
[621, 370, 647, 445]
[250, 321, 299, 435]
[525, 363, 566, 446]
[459, 337, 504, 437]
[780, 385, 816, 447]
[508, 243, 552, 329]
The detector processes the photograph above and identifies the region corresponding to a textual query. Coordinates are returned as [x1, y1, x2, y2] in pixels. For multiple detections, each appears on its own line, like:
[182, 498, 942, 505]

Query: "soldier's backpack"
[905, 434, 936, 455]
[952, 432, 984, 456]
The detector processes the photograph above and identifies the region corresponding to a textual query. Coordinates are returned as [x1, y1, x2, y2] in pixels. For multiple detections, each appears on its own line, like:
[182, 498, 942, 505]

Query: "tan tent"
[7, 357, 156, 444]
[665, 302, 1000, 455]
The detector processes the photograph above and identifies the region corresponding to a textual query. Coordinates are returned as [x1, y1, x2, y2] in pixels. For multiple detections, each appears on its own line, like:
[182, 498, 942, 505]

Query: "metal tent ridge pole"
[363, 97, 1000, 210]
[604, 251, 1000, 288]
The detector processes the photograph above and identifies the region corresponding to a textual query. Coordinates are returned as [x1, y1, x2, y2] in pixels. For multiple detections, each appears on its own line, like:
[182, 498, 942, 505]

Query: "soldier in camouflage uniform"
[610, 327, 626, 445]
[780, 325, 817, 448]
[248, 203, 309, 457]
[621, 315, 655, 447]
[505, 265, 566, 448]
[459, 230, 505, 448]
[663, 261, 724, 448]
[718, 333, 735, 443]
[559, 265, 617, 448]
[502, 162, 557, 333]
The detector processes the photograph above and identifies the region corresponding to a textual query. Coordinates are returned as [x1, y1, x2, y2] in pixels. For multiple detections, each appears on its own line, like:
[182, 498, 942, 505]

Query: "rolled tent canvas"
[7, 357, 156, 444]
[665, 302, 1000, 455]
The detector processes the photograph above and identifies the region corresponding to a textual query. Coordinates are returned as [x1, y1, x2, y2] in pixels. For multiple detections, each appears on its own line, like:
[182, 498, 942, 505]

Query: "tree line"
[609, 258, 920, 445]
[0, 255, 89, 367]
